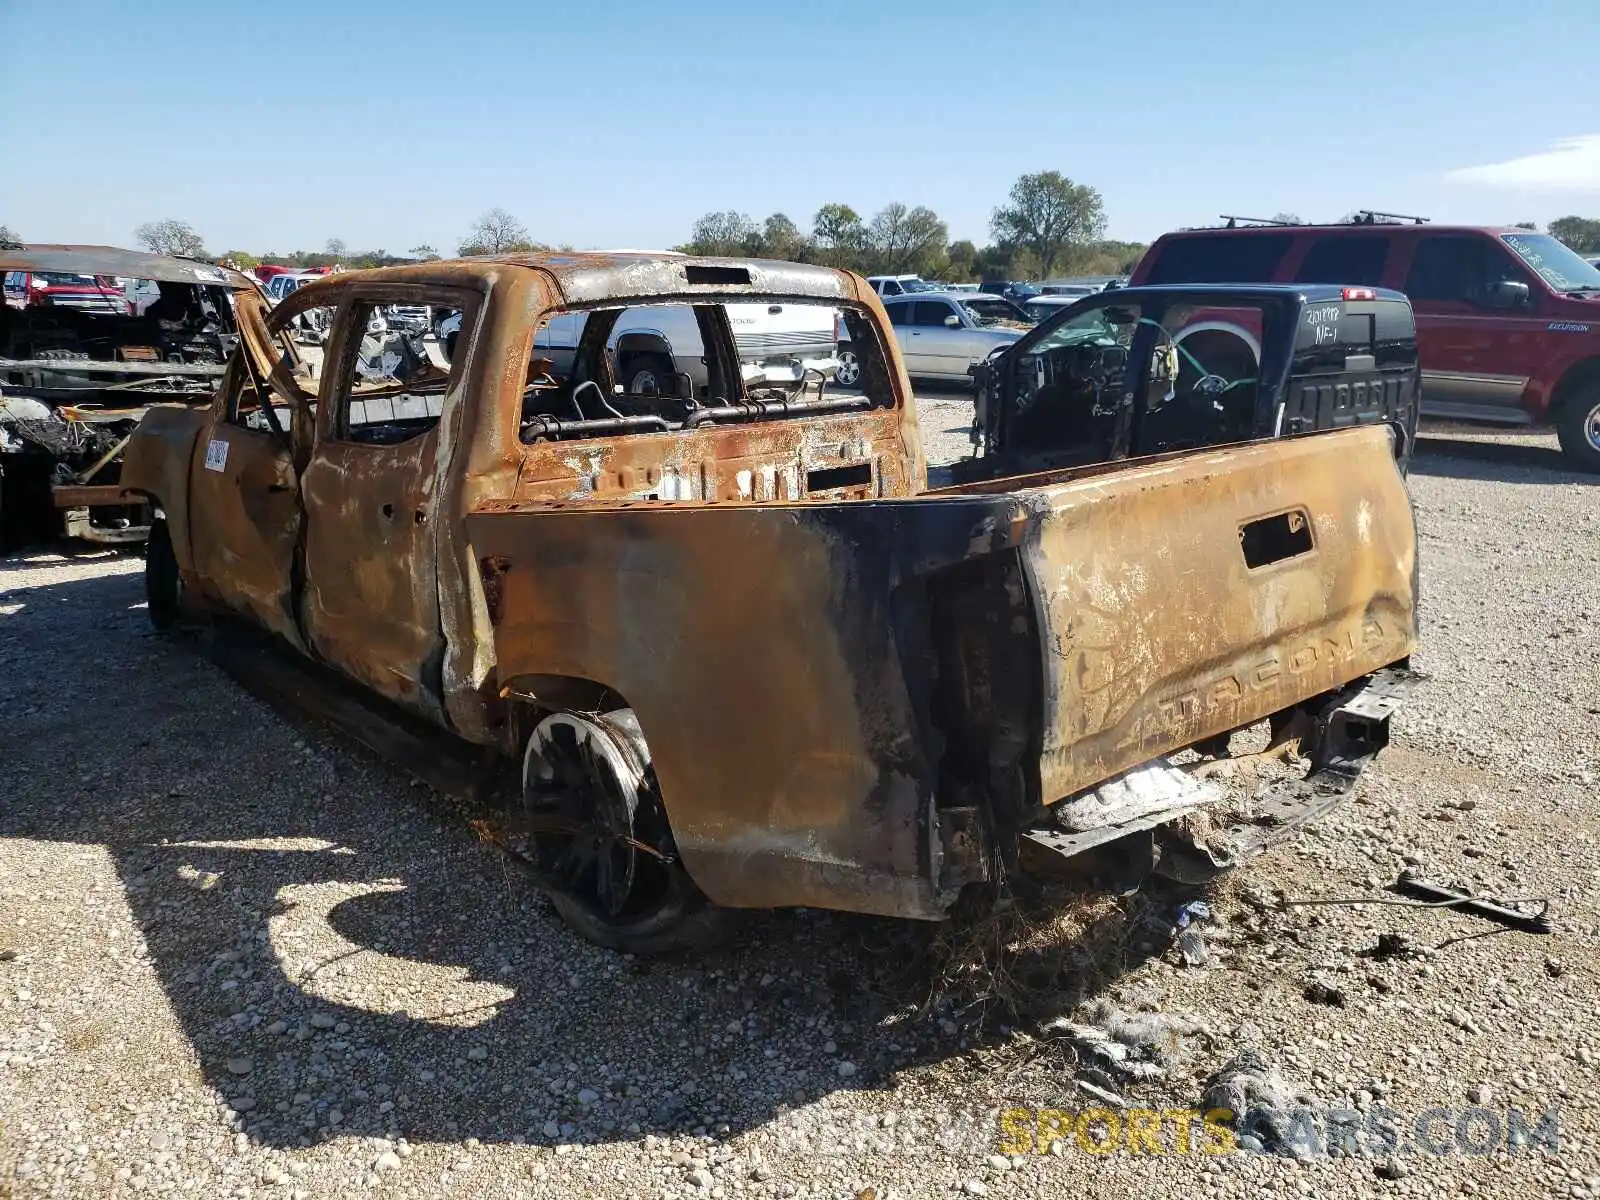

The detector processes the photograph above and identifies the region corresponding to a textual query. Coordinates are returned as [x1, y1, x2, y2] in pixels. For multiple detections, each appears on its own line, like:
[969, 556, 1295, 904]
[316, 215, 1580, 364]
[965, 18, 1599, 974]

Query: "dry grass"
[857, 876, 1181, 1034]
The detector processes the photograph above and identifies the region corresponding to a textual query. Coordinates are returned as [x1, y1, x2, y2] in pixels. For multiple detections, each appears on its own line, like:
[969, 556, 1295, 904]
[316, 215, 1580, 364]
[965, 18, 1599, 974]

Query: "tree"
[1548, 216, 1600, 253]
[1272, 212, 1305, 225]
[989, 172, 1106, 278]
[325, 237, 348, 258]
[134, 219, 206, 258]
[460, 208, 534, 255]
[218, 249, 260, 269]
[867, 203, 948, 275]
[409, 244, 441, 261]
[812, 203, 867, 263]
[945, 239, 980, 281]
[1511, 221, 1538, 231]
[683, 211, 758, 256]
[0, 223, 19, 248]
[759, 213, 806, 260]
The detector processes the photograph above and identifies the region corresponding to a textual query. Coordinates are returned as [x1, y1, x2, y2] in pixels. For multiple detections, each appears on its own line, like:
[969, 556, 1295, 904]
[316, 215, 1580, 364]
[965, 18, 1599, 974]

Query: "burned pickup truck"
[121, 253, 1418, 953]
[0, 245, 252, 547]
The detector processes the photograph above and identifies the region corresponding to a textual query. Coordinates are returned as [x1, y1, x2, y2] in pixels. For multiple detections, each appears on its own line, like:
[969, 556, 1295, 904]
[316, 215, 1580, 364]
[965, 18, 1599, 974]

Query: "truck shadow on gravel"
[0, 561, 1170, 1152]
[1412, 434, 1598, 485]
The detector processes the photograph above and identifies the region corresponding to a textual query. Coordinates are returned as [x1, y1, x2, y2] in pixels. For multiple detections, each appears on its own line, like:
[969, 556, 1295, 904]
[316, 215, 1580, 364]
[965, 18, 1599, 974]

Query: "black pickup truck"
[962, 283, 1420, 480]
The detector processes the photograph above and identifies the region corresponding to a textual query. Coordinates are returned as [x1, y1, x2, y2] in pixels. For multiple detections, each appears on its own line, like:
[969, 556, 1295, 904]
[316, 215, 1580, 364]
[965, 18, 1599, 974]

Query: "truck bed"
[467, 423, 1417, 919]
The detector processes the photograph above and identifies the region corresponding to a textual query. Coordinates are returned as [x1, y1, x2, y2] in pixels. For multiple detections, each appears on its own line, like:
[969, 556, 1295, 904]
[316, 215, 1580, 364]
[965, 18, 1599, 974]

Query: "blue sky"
[4, 0, 1598, 256]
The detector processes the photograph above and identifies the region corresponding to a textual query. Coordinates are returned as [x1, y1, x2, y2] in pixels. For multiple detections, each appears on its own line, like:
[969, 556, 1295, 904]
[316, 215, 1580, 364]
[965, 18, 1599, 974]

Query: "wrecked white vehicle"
[0, 244, 253, 547]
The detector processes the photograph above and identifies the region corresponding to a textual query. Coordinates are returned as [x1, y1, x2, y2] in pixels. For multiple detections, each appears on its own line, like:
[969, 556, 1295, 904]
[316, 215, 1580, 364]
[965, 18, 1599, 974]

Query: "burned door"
[295, 287, 478, 722]
[185, 299, 317, 647]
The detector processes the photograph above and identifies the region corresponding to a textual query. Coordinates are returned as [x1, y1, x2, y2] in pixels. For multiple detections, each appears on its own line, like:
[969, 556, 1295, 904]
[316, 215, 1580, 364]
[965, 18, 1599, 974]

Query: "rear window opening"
[512, 298, 894, 444]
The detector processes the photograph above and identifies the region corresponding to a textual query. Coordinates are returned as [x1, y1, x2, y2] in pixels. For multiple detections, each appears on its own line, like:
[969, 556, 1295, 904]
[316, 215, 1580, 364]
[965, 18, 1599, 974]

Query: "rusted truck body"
[0, 245, 254, 548]
[121, 252, 1418, 952]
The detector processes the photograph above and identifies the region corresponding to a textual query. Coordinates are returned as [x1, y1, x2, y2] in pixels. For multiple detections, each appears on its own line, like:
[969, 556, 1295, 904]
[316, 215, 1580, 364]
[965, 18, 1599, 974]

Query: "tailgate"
[953, 422, 1418, 803]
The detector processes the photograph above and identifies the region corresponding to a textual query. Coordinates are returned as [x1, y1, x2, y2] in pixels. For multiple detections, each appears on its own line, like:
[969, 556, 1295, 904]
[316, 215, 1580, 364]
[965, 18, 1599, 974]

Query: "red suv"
[1129, 221, 1600, 470]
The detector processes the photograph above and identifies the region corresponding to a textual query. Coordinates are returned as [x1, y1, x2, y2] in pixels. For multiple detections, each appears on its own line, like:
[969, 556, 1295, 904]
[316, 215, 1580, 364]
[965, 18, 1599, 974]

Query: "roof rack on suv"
[1220, 215, 1301, 228]
[1350, 210, 1430, 226]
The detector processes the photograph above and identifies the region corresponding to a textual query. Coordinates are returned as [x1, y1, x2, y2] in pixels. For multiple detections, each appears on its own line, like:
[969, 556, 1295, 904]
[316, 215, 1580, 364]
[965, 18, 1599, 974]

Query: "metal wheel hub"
[835, 350, 861, 388]
[522, 712, 649, 917]
[1585, 400, 1600, 452]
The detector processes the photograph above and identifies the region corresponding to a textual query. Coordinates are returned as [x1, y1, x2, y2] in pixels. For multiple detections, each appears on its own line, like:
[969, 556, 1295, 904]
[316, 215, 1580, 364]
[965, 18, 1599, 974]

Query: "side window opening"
[1403, 236, 1527, 305]
[1145, 234, 1293, 285]
[1294, 235, 1391, 286]
[226, 317, 320, 449]
[330, 295, 467, 446]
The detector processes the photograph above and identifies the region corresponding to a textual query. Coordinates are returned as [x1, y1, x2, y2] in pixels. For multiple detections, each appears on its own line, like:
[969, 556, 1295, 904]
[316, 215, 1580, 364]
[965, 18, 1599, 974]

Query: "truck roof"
[1156, 223, 1532, 239]
[294, 252, 862, 308]
[0, 244, 255, 289]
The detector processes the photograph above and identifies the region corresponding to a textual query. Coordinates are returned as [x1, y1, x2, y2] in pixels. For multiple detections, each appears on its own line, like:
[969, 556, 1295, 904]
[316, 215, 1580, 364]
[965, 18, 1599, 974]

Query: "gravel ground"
[1, 403, 1597, 1200]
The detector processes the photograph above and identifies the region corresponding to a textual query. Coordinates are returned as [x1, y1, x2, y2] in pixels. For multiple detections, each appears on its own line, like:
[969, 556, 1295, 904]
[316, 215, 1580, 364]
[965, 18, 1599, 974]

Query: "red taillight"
[1342, 287, 1377, 301]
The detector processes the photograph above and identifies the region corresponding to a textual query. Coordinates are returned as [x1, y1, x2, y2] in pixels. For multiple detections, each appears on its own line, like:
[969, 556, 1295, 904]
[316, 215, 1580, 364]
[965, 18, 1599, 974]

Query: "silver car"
[870, 292, 1029, 385]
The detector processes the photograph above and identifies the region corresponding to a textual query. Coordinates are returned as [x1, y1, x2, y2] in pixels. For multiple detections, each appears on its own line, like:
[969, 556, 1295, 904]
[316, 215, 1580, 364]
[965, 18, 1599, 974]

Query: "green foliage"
[989, 172, 1107, 277]
[1548, 215, 1600, 253]
[673, 173, 1142, 284]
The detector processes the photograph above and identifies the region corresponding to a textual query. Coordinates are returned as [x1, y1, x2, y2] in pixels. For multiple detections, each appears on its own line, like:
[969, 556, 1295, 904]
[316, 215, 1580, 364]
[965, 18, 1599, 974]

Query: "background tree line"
[678, 172, 1145, 282]
[17, 197, 1591, 279]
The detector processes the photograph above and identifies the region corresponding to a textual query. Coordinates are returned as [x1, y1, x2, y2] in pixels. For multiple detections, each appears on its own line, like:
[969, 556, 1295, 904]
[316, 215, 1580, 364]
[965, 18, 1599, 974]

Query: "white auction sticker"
[203, 438, 229, 472]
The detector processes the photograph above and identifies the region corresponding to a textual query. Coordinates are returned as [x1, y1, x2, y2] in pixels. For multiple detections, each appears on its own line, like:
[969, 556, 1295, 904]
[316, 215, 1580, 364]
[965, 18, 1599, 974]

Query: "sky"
[3, 0, 1599, 257]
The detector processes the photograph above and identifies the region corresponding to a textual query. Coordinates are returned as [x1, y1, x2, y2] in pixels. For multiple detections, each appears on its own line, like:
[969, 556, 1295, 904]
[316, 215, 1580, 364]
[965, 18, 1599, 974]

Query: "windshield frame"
[1501, 232, 1600, 292]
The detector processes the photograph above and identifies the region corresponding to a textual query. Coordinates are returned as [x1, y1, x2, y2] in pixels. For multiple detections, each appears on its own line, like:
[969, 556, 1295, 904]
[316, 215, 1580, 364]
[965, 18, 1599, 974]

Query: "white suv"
[866, 274, 939, 297]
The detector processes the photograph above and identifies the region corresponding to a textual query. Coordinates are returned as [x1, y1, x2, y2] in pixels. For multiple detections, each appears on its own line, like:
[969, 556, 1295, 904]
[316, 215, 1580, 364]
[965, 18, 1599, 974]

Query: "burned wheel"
[144, 517, 181, 630]
[520, 709, 726, 954]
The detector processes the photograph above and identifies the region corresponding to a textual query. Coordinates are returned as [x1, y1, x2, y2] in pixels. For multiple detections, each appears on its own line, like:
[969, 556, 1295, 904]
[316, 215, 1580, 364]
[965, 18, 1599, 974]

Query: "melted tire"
[145, 517, 181, 630]
[523, 708, 732, 955]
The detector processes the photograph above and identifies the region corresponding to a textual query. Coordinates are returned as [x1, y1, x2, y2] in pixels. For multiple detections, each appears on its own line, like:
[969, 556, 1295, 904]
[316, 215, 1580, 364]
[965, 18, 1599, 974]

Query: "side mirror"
[1485, 279, 1530, 310]
[943, 313, 961, 328]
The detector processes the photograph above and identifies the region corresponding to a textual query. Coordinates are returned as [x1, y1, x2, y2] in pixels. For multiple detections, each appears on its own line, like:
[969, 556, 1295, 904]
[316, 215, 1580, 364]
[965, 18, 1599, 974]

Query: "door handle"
[381, 503, 394, 519]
